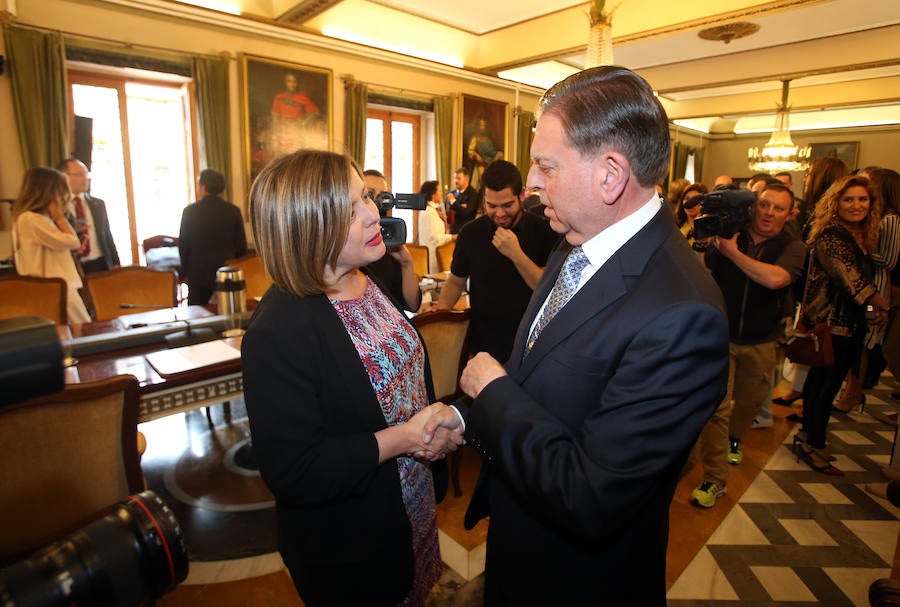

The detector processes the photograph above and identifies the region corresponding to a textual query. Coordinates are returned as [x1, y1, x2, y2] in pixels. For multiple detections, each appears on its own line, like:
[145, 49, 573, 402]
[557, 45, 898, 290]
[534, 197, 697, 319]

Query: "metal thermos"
[215, 266, 247, 336]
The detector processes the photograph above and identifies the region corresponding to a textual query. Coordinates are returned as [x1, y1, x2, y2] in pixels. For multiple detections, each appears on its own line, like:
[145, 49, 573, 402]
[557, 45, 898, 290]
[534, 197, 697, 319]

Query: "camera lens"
[0, 490, 188, 607]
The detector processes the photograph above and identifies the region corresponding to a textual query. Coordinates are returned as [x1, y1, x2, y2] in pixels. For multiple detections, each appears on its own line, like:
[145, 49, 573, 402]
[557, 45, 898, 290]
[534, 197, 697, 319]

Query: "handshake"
[406, 402, 465, 461]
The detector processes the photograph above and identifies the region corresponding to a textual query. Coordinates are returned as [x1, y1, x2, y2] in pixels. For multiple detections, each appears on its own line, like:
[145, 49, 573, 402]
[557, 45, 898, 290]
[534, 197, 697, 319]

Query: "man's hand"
[714, 233, 739, 259]
[460, 352, 507, 399]
[388, 244, 413, 267]
[492, 226, 524, 261]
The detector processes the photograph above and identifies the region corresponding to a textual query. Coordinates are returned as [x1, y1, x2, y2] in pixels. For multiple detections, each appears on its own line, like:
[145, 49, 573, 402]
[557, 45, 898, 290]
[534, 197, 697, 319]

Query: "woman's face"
[334, 173, 385, 274]
[683, 192, 703, 220]
[431, 189, 442, 204]
[837, 185, 871, 225]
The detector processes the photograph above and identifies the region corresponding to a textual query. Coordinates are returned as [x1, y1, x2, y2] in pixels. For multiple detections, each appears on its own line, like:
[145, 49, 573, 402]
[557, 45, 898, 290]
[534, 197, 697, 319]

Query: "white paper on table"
[145, 340, 240, 377]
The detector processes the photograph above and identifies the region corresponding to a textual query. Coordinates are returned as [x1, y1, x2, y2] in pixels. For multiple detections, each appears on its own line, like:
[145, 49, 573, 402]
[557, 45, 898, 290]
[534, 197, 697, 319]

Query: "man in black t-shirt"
[434, 160, 559, 363]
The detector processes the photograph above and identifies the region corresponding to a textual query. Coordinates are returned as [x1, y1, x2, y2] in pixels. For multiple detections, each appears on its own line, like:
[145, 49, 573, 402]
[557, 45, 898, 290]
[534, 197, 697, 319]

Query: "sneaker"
[752, 415, 773, 429]
[690, 480, 726, 508]
[728, 439, 743, 465]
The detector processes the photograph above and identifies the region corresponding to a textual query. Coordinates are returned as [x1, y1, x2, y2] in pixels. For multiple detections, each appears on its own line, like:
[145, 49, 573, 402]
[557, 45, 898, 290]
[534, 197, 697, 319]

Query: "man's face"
[63, 160, 90, 196]
[750, 188, 793, 239]
[285, 75, 297, 92]
[454, 172, 469, 190]
[483, 186, 523, 229]
[364, 174, 388, 199]
[527, 113, 605, 245]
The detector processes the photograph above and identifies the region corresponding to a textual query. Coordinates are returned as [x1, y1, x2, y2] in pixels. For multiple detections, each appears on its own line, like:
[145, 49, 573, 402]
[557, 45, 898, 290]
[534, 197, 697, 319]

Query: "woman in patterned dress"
[795, 175, 889, 474]
[242, 150, 463, 606]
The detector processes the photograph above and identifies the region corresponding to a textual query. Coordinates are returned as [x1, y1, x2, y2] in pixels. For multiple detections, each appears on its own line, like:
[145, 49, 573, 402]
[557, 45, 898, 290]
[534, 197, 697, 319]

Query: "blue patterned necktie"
[525, 246, 589, 354]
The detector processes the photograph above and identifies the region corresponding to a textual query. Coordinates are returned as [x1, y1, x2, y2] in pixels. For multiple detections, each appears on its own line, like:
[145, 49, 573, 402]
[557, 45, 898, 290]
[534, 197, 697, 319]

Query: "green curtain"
[344, 81, 368, 165]
[3, 25, 68, 168]
[516, 110, 535, 184]
[433, 96, 453, 191]
[191, 56, 231, 191]
[672, 141, 691, 181]
[693, 146, 705, 184]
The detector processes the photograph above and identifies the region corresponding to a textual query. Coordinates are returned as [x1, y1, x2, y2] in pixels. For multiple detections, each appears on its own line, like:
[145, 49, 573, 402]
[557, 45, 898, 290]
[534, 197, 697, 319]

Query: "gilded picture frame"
[459, 94, 508, 190]
[240, 54, 332, 185]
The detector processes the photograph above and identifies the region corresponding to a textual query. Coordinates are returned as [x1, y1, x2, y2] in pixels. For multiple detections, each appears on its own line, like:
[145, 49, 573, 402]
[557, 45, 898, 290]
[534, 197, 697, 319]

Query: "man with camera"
[434, 160, 558, 363]
[361, 169, 421, 311]
[688, 183, 807, 508]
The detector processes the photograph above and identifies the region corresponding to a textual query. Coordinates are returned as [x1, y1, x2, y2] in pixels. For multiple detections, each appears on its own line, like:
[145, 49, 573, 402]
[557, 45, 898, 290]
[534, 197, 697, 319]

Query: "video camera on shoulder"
[692, 186, 756, 243]
[376, 192, 427, 248]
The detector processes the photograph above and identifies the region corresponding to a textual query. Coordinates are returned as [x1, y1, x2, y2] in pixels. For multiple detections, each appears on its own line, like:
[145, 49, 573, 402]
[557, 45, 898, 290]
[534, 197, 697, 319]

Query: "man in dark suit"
[425, 66, 730, 605]
[59, 158, 120, 273]
[446, 166, 482, 234]
[178, 169, 248, 305]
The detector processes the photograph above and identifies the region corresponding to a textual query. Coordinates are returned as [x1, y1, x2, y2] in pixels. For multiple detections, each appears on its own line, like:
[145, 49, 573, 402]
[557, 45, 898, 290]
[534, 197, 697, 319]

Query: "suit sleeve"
[469, 300, 728, 538]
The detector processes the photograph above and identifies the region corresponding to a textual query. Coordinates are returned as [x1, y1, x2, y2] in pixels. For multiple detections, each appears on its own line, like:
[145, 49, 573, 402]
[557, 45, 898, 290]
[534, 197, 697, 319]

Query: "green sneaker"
[691, 480, 726, 508]
[728, 439, 743, 465]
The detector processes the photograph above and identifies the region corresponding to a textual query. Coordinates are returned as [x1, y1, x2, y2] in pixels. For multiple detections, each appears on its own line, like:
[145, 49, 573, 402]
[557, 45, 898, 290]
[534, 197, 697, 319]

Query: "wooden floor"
[146, 379, 898, 606]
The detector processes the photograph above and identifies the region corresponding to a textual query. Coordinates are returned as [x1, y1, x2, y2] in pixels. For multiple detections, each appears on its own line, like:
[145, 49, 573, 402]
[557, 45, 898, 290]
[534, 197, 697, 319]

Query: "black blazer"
[178, 195, 248, 290]
[241, 278, 443, 606]
[458, 208, 730, 605]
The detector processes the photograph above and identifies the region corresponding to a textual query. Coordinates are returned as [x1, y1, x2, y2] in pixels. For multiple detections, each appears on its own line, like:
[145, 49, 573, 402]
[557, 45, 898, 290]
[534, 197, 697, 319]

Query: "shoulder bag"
[784, 251, 835, 367]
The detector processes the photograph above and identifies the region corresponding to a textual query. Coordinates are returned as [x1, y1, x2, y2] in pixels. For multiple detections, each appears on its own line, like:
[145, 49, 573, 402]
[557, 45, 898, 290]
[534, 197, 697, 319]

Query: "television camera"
[375, 192, 427, 248]
[690, 187, 757, 251]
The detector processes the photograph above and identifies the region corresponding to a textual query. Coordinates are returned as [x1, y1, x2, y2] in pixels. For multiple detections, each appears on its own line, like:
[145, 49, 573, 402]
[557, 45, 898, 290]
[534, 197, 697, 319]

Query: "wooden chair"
[406, 243, 430, 278]
[224, 253, 271, 301]
[84, 265, 177, 321]
[0, 275, 68, 325]
[412, 309, 471, 496]
[0, 375, 144, 559]
[436, 240, 456, 273]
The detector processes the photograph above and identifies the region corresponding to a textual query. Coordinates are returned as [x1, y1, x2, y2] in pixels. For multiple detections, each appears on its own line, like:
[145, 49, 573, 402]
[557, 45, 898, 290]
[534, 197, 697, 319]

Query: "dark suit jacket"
[458, 208, 729, 606]
[449, 186, 481, 234]
[83, 193, 120, 269]
[241, 279, 444, 606]
[178, 195, 248, 290]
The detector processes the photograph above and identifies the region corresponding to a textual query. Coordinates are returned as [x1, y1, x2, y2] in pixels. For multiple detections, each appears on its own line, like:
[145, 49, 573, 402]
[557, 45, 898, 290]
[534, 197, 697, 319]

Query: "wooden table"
[62, 306, 244, 423]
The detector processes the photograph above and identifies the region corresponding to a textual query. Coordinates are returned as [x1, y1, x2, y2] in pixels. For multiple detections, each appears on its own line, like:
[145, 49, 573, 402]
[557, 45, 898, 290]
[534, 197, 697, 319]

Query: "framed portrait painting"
[459, 95, 508, 190]
[240, 54, 332, 184]
[810, 141, 859, 171]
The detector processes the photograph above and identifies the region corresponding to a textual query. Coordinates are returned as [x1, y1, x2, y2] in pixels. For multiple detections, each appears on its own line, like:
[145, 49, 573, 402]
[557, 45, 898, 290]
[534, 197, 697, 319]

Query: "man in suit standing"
[178, 169, 248, 305]
[446, 166, 481, 234]
[425, 66, 730, 605]
[58, 158, 120, 274]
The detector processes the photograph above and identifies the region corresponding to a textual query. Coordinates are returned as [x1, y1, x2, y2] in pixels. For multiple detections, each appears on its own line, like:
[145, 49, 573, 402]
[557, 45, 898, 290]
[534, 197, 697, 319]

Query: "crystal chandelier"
[748, 80, 811, 173]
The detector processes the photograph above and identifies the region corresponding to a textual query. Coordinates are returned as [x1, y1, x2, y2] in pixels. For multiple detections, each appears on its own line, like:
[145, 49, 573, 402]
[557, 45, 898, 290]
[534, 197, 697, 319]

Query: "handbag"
[784, 251, 835, 367]
[785, 317, 835, 367]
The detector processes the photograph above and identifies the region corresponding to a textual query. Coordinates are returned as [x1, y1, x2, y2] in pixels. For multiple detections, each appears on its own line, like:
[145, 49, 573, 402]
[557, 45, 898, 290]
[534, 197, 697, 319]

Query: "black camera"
[376, 192, 427, 248]
[692, 187, 756, 241]
[0, 491, 189, 607]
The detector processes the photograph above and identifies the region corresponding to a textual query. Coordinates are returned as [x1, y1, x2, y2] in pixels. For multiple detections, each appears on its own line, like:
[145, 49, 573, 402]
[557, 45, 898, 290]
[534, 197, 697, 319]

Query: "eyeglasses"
[65, 172, 90, 178]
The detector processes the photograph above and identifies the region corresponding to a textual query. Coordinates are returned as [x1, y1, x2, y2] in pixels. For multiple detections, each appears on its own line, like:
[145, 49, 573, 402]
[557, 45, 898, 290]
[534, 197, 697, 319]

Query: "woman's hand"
[867, 293, 890, 328]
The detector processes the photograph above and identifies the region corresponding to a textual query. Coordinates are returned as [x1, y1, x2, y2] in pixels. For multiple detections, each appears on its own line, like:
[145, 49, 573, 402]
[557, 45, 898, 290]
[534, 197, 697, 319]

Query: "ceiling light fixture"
[698, 22, 759, 44]
[748, 80, 811, 173]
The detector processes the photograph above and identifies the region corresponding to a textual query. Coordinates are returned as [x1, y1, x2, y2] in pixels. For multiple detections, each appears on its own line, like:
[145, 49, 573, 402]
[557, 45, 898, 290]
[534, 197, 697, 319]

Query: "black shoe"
[787, 413, 803, 423]
[773, 394, 802, 406]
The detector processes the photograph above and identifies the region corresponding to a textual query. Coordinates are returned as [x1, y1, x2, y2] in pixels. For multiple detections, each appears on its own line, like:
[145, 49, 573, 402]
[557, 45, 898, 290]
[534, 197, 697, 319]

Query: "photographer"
[687, 183, 807, 508]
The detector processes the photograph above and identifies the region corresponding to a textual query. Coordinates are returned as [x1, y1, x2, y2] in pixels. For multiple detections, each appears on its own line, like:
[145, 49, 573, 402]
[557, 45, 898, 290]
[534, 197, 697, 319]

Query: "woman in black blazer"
[241, 150, 463, 606]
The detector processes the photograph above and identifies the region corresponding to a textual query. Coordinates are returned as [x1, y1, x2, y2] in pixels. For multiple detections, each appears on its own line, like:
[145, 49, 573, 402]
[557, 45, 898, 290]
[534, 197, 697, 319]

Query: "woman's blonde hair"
[807, 174, 880, 251]
[249, 150, 361, 296]
[12, 167, 71, 219]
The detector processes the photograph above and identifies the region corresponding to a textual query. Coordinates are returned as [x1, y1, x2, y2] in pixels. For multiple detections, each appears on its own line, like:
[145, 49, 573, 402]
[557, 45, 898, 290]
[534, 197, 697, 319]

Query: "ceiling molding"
[276, 0, 343, 24]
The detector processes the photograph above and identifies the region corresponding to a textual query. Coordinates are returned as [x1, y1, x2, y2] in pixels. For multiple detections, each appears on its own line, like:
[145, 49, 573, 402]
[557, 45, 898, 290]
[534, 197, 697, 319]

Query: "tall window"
[365, 109, 420, 242]
[69, 70, 195, 264]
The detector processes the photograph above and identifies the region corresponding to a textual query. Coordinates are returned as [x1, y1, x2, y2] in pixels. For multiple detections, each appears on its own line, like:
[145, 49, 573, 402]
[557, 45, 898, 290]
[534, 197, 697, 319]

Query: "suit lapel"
[512, 207, 674, 379]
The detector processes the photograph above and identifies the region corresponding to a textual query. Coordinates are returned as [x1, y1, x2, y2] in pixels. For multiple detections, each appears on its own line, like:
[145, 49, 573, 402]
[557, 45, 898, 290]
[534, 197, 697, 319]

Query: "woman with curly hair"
[795, 175, 889, 474]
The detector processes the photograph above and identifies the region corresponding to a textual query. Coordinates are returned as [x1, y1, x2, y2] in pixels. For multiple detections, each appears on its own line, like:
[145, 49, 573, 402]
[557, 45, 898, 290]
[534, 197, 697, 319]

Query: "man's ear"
[597, 151, 629, 205]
